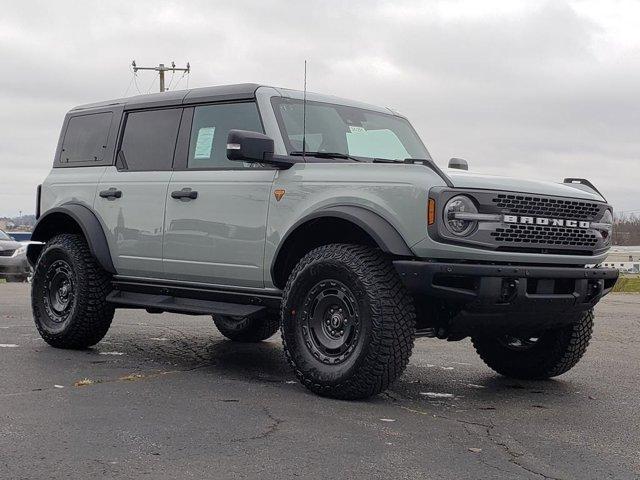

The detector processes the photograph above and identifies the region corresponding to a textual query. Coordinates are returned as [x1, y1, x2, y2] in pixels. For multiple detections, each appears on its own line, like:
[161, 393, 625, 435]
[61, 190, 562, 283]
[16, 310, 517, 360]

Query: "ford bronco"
[28, 84, 618, 399]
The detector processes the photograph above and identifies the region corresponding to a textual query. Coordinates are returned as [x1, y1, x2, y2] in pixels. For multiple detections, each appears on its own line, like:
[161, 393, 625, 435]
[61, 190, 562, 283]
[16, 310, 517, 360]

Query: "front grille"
[491, 224, 599, 248]
[428, 188, 611, 256]
[492, 194, 601, 220]
[0, 249, 16, 257]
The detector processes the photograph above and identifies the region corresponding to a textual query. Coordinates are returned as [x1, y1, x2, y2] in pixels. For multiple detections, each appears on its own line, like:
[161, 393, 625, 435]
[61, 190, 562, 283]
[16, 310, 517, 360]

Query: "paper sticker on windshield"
[194, 127, 215, 159]
[349, 126, 366, 134]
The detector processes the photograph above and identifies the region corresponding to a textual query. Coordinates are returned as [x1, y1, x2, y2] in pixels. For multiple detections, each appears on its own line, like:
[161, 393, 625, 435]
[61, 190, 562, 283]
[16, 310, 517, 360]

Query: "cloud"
[0, 0, 638, 216]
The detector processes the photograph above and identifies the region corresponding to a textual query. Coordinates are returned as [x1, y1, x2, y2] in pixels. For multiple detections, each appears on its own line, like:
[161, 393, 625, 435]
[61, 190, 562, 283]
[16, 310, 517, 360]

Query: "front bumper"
[394, 260, 619, 334]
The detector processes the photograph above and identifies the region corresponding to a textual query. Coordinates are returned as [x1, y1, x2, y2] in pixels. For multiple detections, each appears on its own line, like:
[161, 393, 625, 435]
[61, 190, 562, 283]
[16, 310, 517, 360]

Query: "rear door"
[94, 107, 182, 277]
[163, 102, 275, 287]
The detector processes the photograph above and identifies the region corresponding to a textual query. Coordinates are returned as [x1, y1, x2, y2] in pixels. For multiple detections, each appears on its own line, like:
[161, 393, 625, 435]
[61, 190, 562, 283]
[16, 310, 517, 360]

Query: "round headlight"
[444, 195, 478, 236]
[600, 209, 613, 224]
[599, 209, 613, 243]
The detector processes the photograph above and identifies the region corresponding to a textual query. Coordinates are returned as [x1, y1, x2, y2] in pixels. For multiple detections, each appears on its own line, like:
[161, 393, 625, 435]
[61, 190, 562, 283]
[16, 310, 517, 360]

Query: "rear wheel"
[472, 310, 594, 379]
[281, 244, 416, 400]
[213, 312, 280, 342]
[31, 234, 114, 349]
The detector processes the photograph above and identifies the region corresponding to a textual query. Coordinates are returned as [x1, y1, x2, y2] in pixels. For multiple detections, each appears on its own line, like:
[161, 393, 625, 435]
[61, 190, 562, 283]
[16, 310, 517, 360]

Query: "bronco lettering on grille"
[503, 215, 591, 229]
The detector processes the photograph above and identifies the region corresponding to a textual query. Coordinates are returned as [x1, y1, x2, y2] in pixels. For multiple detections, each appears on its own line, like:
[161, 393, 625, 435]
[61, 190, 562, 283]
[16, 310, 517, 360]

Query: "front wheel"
[281, 244, 416, 400]
[472, 310, 594, 379]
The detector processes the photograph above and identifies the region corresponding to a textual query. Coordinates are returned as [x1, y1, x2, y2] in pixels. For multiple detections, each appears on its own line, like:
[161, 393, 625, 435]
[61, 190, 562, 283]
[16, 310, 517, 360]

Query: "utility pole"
[131, 60, 190, 92]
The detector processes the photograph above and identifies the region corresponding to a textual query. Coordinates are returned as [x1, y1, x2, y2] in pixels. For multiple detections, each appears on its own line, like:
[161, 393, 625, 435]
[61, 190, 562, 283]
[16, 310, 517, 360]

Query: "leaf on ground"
[74, 378, 95, 387]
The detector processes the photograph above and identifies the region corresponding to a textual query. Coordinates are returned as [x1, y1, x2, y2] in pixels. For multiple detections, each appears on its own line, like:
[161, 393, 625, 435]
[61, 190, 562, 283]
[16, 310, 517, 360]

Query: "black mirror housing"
[227, 130, 275, 163]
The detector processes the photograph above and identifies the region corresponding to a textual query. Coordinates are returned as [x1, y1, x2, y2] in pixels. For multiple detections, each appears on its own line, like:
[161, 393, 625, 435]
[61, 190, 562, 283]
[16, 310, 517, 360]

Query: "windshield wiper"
[372, 158, 402, 163]
[289, 151, 364, 162]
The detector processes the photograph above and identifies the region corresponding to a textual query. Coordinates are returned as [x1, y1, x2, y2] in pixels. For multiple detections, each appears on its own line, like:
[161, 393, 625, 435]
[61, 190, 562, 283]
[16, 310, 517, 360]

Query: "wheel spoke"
[43, 260, 76, 323]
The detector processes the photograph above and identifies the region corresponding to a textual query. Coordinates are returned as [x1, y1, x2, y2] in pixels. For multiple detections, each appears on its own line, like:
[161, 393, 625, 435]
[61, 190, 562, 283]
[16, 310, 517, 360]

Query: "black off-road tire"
[31, 234, 115, 349]
[213, 312, 280, 342]
[472, 310, 594, 379]
[281, 244, 416, 400]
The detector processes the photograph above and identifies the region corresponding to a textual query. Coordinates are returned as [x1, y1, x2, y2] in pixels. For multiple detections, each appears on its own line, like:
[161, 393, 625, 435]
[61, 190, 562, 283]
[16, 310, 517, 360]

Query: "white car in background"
[0, 229, 31, 282]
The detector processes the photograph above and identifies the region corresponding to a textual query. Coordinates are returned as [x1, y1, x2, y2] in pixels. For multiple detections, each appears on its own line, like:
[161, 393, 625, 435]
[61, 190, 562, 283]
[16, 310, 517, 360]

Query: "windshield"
[271, 98, 430, 162]
[0, 230, 10, 241]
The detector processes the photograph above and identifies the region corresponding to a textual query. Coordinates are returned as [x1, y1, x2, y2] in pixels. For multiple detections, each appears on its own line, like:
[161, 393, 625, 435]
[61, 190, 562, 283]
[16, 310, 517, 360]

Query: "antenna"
[302, 60, 307, 156]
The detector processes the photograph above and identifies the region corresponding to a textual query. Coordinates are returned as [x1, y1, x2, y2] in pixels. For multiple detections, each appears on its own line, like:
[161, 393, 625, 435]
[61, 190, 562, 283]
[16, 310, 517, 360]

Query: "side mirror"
[227, 130, 275, 163]
[448, 157, 468, 171]
[10, 236, 15, 241]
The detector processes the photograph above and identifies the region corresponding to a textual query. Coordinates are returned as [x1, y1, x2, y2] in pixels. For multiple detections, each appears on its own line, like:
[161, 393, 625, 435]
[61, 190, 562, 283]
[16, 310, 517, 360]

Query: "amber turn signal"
[274, 189, 286, 201]
[427, 198, 436, 225]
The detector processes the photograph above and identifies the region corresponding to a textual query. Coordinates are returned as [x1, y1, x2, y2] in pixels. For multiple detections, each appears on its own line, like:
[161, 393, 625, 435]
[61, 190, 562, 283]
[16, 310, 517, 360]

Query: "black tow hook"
[500, 278, 519, 303]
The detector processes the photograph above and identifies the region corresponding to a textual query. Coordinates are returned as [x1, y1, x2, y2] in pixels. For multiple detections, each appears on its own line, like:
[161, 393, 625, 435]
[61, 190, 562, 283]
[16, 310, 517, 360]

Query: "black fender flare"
[28, 203, 116, 273]
[271, 205, 413, 282]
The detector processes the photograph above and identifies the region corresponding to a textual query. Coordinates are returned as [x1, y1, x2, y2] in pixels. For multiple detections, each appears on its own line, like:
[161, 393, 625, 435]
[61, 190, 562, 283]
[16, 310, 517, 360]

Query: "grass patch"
[612, 275, 640, 293]
[0, 278, 5, 284]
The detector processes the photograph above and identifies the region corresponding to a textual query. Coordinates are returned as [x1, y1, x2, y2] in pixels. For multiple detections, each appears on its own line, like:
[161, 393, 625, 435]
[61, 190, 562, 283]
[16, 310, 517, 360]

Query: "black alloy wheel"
[42, 259, 76, 325]
[300, 279, 361, 365]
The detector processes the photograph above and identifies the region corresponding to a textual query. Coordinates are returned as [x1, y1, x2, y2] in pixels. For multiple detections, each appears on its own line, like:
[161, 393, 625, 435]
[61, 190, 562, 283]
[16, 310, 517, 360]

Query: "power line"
[131, 60, 190, 93]
[146, 74, 157, 94]
[132, 71, 142, 94]
[173, 69, 190, 90]
[166, 69, 176, 91]
[123, 74, 135, 97]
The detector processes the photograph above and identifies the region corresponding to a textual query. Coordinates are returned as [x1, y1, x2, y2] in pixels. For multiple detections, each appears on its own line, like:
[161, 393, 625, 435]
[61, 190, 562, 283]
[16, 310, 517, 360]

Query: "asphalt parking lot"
[1, 283, 638, 480]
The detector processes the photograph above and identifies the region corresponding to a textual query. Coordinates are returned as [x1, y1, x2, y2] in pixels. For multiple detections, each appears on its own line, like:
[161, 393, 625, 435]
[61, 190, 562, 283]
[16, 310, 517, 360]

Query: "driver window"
[188, 103, 263, 169]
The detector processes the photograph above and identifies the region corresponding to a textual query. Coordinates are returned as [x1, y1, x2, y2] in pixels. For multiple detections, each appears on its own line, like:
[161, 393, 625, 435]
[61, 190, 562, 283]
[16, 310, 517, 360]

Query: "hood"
[0, 240, 23, 252]
[445, 170, 606, 203]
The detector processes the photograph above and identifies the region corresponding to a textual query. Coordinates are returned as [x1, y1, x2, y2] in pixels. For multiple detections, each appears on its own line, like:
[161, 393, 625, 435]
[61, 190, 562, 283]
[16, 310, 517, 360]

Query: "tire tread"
[281, 244, 416, 399]
[32, 234, 114, 349]
[472, 310, 594, 379]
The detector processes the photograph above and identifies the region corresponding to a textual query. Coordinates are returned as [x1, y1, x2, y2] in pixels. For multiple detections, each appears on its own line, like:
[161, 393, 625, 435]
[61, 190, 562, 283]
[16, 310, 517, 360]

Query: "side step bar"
[106, 291, 266, 318]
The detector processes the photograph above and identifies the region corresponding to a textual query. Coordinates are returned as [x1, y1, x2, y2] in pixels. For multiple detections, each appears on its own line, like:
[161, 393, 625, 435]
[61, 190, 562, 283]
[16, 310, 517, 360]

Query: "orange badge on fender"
[274, 189, 286, 201]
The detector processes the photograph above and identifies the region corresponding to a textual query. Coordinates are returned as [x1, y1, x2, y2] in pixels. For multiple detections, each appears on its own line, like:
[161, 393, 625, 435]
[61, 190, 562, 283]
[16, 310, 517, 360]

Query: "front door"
[94, 107, 182, 278]
[163, 102, 275, 287]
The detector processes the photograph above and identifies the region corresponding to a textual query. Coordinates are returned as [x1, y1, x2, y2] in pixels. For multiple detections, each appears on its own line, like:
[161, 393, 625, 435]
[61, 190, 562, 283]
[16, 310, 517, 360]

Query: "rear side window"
[119, 108, 182, 171]
[60, 112, 113, 164]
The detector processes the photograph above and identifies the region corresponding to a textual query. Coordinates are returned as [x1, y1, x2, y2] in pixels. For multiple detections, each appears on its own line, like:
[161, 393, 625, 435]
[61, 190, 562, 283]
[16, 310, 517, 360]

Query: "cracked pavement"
[0, 284, 638, 479]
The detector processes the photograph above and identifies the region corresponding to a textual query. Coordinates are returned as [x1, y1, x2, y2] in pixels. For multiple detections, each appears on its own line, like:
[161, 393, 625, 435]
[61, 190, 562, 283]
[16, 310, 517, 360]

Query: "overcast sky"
[1, 0, 638, 217]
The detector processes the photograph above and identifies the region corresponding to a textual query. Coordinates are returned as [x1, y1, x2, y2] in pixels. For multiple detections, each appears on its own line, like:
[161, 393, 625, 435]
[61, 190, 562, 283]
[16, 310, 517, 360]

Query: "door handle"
[99, 188, 122, 200]
[171, 188, 198, 200]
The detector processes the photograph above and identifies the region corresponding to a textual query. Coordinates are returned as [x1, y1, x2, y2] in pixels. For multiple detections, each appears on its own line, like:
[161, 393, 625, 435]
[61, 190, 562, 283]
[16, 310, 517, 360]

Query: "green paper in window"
[194, 127, 215, 159]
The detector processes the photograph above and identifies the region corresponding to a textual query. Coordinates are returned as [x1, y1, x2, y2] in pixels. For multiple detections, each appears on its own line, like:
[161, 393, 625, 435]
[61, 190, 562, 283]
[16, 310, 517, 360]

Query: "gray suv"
[0, 229, 29, 282]
[28, 84, 618, 399]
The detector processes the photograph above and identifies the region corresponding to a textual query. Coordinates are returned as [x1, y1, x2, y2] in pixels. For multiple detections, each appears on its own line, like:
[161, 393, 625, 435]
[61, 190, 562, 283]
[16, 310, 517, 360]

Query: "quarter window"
[187, 103, 263, 169]
[61, 112, 113, 164]
[119, 108, 182, 171]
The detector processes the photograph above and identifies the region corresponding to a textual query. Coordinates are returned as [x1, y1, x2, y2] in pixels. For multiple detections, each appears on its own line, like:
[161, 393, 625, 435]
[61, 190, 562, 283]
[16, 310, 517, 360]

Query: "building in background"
[604, 246, 640, 273]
